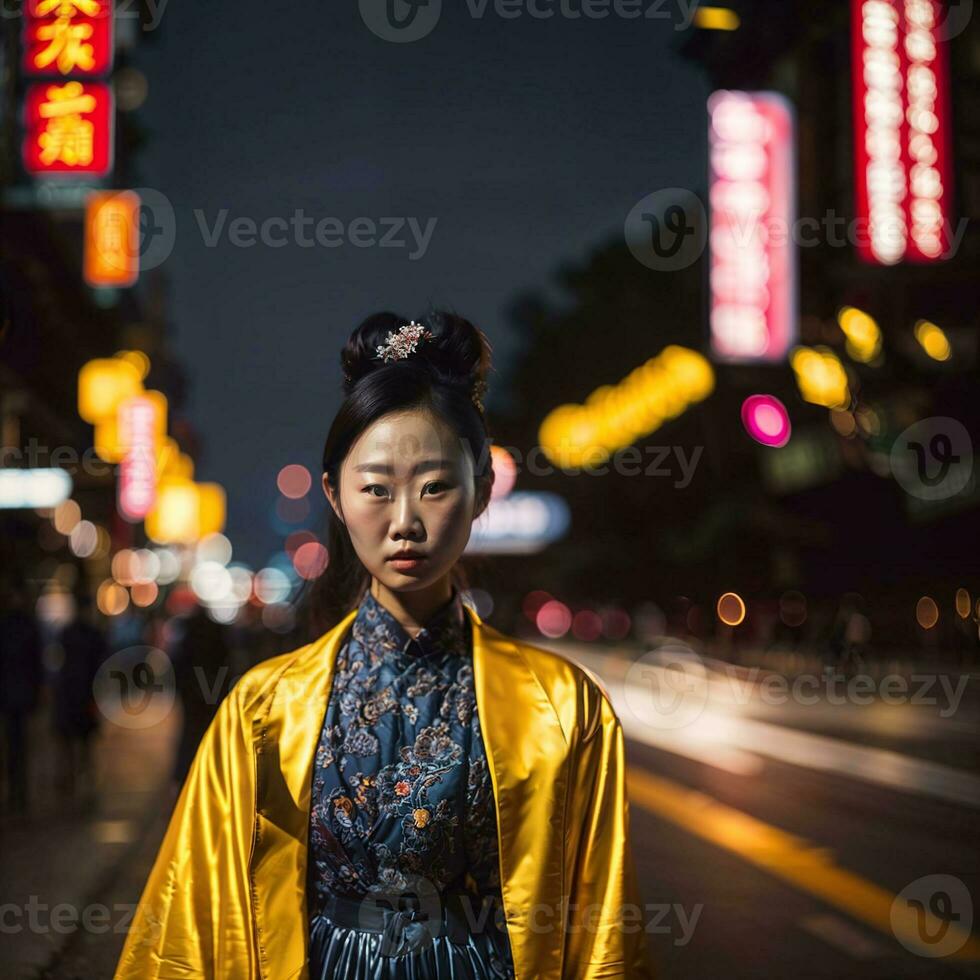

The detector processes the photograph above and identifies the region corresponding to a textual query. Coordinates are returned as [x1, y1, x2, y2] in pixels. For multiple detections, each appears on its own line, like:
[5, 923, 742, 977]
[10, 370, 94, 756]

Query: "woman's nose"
[390, 495, 423, 539]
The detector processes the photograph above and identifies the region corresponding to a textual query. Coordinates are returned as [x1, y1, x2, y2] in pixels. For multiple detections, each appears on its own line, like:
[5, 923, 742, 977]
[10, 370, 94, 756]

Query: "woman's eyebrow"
[353, 459, 452, 474]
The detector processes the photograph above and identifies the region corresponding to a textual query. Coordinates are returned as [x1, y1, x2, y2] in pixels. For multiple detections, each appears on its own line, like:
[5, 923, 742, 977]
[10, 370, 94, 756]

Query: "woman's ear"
[322, 474, 344, 526]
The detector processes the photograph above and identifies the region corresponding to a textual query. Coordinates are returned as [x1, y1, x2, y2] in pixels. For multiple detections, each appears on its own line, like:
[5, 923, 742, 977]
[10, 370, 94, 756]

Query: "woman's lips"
[388, 555, 427, 571]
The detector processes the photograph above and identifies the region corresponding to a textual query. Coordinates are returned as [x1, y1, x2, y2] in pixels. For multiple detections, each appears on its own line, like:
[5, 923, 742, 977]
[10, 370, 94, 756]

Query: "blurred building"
[668, 0, 980, 649]
[0, 3, 188, 617]
[493, 1, 979, 653]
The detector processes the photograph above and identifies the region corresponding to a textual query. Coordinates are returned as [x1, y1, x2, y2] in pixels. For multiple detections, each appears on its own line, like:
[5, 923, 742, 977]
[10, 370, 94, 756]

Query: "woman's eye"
[362, 482, 448, 498]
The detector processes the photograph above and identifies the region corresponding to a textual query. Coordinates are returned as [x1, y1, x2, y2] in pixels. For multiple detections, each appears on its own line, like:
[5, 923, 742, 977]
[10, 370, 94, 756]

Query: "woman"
[114, 311, 652, 979]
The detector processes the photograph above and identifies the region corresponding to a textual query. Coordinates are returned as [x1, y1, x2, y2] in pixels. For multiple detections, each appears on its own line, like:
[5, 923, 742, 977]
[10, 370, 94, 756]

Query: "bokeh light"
[278, 464, 312, 499]
[490, 446, 518, 499]
[196, 532, 233, 566]
[741, 394, 791, 448]
[190, 561, 233, 603]
[536, 599, 572, 638]
[131, 581, 159, 607]
[914, 319, 952, 361]
[69, 520, 98, 558]
[522, 590, 554, 622]
[955, 588, 971, 618]
[293, 541, 329, 580]
[97, 580, 129, 616]
[53, 499, 81, 535]
[254, 567, 292, 604]
[153, 547, 181, 585]
[716, 591, 746, 626]
[836, 306, 882, 363]
[571, 610, 602, 641]
[916, 596, 939, 629]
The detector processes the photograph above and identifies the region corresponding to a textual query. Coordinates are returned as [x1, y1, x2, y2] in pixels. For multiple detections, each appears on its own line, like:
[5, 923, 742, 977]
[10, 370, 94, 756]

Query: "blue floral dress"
[307, 588, 516, 979]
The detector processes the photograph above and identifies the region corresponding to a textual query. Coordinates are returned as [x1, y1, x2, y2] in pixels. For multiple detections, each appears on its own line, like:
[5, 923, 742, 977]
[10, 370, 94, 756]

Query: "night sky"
[137, 1, 708, 567]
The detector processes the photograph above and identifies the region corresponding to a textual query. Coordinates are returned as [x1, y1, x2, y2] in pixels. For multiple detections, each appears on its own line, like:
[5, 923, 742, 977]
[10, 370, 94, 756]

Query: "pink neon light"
[741, 394, 791, 448]
[709, 90, 797, 362]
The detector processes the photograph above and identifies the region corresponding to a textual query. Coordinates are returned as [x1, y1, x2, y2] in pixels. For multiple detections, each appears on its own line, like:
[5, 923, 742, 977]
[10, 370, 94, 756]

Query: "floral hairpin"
[375, 321, 433, 363]
[346, 319, 486, 413]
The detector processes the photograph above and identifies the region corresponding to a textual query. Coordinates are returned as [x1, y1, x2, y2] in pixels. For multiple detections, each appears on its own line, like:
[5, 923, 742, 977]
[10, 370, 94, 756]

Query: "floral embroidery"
[307, 588, 506, 917]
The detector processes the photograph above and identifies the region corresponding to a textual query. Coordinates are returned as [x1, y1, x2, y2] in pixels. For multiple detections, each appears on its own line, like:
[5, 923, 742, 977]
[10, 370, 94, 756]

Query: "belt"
[318, 889, 499, 958]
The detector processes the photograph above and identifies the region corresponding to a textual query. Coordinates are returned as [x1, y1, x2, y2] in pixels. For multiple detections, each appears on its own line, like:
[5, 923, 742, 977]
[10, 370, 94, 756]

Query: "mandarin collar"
[350, 587, 469, 661]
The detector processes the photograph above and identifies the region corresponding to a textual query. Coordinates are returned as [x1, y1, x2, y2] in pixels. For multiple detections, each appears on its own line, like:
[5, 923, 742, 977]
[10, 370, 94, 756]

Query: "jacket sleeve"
[563, 675, 654, 979]
[114, 680, 259, 979]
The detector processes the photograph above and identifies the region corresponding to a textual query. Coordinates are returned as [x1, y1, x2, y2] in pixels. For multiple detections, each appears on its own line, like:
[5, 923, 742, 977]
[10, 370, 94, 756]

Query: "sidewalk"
[1, 700, 178, 980]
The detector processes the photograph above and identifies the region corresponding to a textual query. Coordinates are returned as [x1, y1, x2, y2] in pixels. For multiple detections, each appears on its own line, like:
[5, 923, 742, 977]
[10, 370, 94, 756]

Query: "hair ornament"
[375, 320, 433, 363]
[345, 318, 486, 413]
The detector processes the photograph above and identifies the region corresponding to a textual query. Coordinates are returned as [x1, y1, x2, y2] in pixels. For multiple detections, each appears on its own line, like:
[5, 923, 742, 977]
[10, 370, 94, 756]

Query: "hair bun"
[341, 310, 492, 410]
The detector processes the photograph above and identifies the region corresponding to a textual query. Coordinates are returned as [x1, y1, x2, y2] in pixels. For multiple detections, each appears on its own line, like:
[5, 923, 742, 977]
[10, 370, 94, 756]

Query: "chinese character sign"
[708, 90, 797, 363]
[23, 0, 114, 78]
[23, 80, 113, 176]
[85, 191, 141, 286]
[851, 0, 954, 264]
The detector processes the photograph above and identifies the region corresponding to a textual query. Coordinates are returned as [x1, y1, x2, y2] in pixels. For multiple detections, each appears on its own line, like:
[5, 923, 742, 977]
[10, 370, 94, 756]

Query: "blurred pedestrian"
[52, 593, 108, 800]
[0, 584, 43, 813]
[171, 604, 234, 790]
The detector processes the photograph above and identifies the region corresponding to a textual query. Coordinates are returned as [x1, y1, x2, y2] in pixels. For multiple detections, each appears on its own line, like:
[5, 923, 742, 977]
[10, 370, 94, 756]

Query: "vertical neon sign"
[851, 0, 954, 263]
[709, 90, 797, 363]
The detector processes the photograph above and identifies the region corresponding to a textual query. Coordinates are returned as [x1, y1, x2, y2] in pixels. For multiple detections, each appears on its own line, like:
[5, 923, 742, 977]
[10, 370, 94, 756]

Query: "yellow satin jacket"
[114, 603, 653, 979]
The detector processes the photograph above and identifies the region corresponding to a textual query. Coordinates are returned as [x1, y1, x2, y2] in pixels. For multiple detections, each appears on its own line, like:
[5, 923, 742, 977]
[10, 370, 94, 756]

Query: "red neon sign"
[851, 0, 954, 264]
[22, 80, 113, 176]
[709, 90, 797, 363]
[23, 0, 114, 78]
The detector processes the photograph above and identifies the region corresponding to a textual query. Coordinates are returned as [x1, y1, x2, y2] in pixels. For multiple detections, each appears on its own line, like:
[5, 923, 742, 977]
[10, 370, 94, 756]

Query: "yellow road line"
[627, 766, 980, 962]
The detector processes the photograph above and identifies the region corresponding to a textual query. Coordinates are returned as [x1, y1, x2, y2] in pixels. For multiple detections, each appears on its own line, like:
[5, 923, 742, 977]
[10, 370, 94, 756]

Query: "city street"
[4, 1, 979, 978]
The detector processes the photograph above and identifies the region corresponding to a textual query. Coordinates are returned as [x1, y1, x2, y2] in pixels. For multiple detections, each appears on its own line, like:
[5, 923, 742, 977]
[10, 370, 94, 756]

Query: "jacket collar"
[249, 602, 567, 980]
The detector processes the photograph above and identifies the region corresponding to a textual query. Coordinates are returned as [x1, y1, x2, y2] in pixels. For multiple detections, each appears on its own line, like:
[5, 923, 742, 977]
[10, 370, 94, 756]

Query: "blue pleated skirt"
[309, 908, 516, 979]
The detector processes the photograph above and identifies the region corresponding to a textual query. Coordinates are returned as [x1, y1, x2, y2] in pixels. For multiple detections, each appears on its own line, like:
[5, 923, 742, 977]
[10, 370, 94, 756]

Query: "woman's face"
[323, 409, 490, 594]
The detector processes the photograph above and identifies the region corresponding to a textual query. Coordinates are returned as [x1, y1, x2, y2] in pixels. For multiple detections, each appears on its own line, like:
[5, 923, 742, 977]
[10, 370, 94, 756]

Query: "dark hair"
[303, 309, 496, 636]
